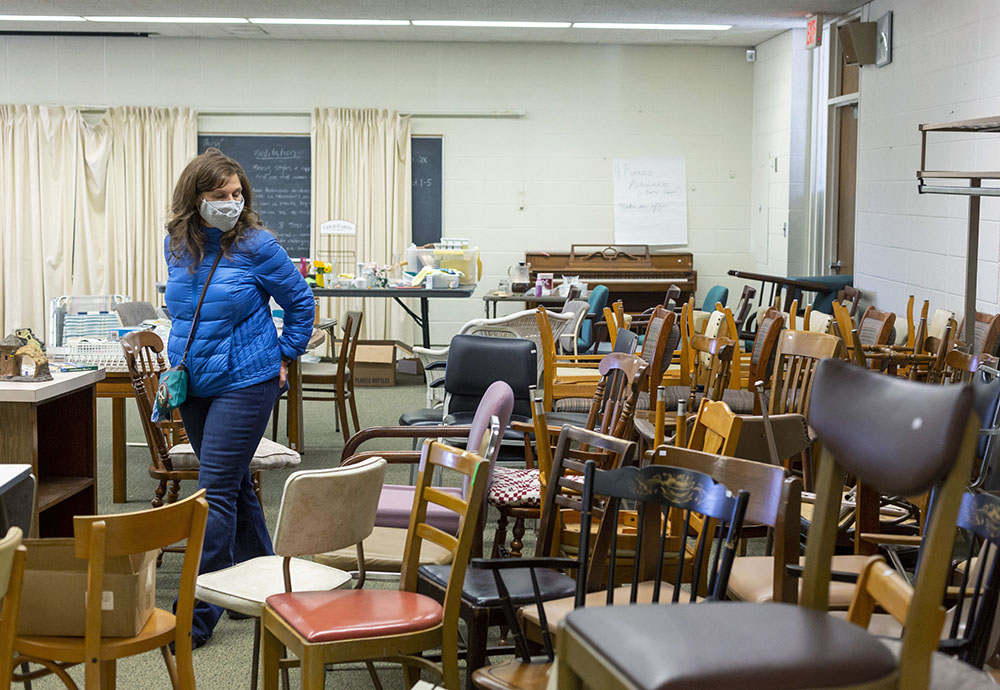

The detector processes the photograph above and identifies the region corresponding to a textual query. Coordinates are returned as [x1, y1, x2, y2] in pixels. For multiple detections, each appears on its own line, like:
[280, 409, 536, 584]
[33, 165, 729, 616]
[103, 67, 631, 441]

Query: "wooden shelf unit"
[916, 116, 1000, 344]
[0, 371, 102, 537]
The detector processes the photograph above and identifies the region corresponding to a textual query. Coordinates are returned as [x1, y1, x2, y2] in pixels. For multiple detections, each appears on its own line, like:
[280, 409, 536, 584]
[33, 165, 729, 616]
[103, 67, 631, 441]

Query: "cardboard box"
[397, 357, 423, 377]
[353, 343, 397, 386]
[18, 539, 157, 637]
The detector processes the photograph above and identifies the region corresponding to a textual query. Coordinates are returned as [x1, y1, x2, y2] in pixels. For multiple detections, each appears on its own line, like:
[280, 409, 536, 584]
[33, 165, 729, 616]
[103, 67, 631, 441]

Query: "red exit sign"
[806, 14, 823, 49]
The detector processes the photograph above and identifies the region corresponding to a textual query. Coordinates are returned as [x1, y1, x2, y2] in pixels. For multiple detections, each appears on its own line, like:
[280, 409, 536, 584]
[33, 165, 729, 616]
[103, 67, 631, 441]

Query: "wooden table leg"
[112, 396, 126, 503]
[286, 359, 304, 454]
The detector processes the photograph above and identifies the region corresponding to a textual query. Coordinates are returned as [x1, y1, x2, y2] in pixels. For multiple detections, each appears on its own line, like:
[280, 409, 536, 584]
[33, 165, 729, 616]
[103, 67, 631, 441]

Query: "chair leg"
[465, 612, 490, 690]
[511, 517, 526, 558]
[271, 398, 280, 442]
[167, 479, 181, 504]
[442, 623, 462, 690]
[365, 661, 384, 690]
[252, 471, 264, 508]
[280, 645, 291, 690]
[492, 512, 509, 559]
[337, 391, 351, 445]
[348, 387, 361, 435]
[402, 661, 422, 689]
[161, 646, 179, 690]
[250, 620, 261, 690]
[301, 649, 325, 690]
[262, 625, 281, 690]
[152, 480, 167, 508]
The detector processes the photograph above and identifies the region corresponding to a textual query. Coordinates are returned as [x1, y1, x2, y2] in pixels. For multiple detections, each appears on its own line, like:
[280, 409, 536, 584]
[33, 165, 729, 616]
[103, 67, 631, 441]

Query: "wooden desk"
[100, 327, 327, 503]
[482, 292, 566, 318]
[0, 371, 102, 536]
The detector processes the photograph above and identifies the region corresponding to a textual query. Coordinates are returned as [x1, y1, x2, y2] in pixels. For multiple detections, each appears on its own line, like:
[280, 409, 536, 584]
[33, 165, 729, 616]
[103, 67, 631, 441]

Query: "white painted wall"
[0, 36, 755, 344]
[855, 0, 1000, 321]
[750, 29, 812, 280]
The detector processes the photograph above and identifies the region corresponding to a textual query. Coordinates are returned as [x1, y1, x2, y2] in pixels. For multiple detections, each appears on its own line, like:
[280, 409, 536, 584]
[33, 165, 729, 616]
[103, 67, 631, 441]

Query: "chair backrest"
[648, 446, 801, 603]
[578, 461, 748, 604]
[686, 399, 743, 456]
[805, 358, 973, 609]
[602, 305, 623, 349]
[945, 491, 1000, 667]
[836, 285, 862, 317]
[577, 353, 648, 440]
[273, 457, 387, 559]
[0, 527, 24, 688]
[748, 307, 785, 396]
[701, 285, 729, 311]
[972, 368, 1000, 492]
[940, 350, 997, 385]
[536, 426, 637, 559]
[613, 328, 638, 354]
[580, 285, 610, 351]
[443, 335, 536, 419]
[768, 330, 842, 415]
[831, 300, 855, 346]
[663, 284, 682, 311]
[806, 311, 834, 334]
[857, 306, 896, 348]
[399, 442, 489, 627]
[637, 306, 676, 394]
[688, 334, 735, 409]
[120, 331, 181, 472]
[559, 299, 591, 353]
[732, 284, 757, 337]
[73, 491, 209, 659]
[928, 307, 957, 340]
[338, 310, 364, 379]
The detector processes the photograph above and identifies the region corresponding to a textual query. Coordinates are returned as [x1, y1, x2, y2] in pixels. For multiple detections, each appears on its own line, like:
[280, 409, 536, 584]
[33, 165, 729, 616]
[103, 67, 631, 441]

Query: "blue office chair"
[577, 285, 609, 353]
[701, 284, 729, 311]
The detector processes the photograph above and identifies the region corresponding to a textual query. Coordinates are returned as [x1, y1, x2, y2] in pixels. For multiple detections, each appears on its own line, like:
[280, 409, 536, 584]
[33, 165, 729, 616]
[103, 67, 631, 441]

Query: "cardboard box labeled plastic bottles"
[17, 539, 157, 637]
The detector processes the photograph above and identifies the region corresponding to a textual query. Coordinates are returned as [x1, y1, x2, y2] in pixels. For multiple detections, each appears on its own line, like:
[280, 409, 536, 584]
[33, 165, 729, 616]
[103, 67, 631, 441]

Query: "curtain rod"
[75, 107, 526, 119]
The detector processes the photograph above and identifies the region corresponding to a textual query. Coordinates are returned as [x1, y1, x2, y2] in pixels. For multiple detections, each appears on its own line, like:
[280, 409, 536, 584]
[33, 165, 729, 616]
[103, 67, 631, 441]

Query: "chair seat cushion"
[398, 408, 445, 426]
[301, 361, 349, 379]
[720, 388, 756, 414]
[195, 555, 352, 617]
[877, 638, 996, 689]
[563, 602, 897, 690]
[521, 581, 683, 633]
[266, 590, 443, 643]
[726, 555, 870, 607]
[443, 412, 530, 443]
[313, 526, 452, 573]
[376, 484, 463, 533]
[168, 437, 301, 471]
[418, 564, 577, 608]
[488, 467, 541, 508]
[543, 411, 590, 428]
[553, 398, 592, 414]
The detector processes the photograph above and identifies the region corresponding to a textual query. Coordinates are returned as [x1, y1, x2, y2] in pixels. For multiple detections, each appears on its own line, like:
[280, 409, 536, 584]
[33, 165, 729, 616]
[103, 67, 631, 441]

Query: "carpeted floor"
[25, 372, 512, 689]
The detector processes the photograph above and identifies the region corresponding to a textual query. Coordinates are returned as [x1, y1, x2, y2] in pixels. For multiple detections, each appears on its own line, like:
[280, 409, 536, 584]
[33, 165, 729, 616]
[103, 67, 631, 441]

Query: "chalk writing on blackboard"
[198, 135, 312, 258]
[411, 136, 443, 246]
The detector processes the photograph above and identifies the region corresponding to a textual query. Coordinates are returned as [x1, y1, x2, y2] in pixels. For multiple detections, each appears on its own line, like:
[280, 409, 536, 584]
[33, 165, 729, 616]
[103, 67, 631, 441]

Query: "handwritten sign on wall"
[198, 134, 312, 257]
[612, 157, 688, 246]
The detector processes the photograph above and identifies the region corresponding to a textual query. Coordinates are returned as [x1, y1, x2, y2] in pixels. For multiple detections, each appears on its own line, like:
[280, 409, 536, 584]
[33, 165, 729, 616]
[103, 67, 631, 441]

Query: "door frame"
[807, 9, 863, 277]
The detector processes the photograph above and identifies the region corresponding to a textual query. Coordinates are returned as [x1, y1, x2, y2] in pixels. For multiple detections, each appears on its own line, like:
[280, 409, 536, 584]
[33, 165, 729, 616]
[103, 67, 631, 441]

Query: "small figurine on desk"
[0, 330, 52, 381]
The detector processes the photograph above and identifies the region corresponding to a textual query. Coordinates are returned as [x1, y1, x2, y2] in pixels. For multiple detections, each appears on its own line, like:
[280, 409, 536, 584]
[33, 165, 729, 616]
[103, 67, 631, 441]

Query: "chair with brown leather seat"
[261, 441, 488, 690]
[556, 358, 979, 690]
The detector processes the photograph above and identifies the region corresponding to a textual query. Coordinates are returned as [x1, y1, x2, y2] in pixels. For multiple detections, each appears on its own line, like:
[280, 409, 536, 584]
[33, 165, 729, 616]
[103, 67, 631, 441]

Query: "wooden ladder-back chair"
[718, 306, 784, 415]
[122, 332, 300, 511]
[535, 306, 616, 410]
[556, 357, 981, 690]
[15, 492, 209, 690]
[262, 441, 488, 690]
[837, 285, 863, 317]
[295, 310, 363, 443]
[958, 310, 1000, 357]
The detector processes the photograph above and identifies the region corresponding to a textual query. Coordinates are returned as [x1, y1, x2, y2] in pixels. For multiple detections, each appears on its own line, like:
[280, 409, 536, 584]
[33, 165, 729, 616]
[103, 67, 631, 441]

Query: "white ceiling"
[1, 1, 863, 46]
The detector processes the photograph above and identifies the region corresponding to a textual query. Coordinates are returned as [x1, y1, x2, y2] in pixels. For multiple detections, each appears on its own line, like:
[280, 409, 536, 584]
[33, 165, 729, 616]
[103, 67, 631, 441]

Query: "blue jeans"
[179, 377, 282, 643]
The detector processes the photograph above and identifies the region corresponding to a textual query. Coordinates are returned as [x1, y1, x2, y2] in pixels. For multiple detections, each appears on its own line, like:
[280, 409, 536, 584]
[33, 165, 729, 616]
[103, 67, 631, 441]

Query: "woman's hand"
[279, 359, 288, 388]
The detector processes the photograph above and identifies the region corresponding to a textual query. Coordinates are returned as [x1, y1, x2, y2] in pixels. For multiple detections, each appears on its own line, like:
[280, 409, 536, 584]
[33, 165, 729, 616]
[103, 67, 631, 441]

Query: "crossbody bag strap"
[179, 250, 225, 367]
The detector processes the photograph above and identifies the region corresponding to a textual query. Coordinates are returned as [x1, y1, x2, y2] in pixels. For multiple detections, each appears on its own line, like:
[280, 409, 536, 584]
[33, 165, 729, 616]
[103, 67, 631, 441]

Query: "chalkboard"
[411, 136, 443, 246]
[198, 134, 312, 258]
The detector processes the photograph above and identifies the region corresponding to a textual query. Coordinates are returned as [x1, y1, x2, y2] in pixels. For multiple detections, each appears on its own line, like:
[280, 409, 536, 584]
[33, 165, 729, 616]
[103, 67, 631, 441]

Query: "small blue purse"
[152, 252, 223, 423]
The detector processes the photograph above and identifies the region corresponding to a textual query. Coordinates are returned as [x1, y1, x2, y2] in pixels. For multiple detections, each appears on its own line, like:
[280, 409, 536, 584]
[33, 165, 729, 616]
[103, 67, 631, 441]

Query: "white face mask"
[199, 197, 244, 232]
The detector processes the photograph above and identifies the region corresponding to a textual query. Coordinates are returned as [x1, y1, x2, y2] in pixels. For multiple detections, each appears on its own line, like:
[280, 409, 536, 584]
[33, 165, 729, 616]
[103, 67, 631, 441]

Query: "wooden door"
[835, 105, 858, 277]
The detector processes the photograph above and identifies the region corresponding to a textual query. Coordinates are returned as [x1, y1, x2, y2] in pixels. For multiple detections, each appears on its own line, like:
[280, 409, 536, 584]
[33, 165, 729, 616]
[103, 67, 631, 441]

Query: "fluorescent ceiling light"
[83, 16, 249, 24]
[412, 20, 571, 28]
[0, 15, 85, 22]
[573, 22, 731, 31]
[250, 18, 409, 26]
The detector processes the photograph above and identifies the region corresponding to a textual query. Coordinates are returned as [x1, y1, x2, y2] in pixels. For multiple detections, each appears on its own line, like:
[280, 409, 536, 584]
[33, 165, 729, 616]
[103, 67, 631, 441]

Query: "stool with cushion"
[261, 441, 489, 690]
[195, 457, 386, 690]
[557, 357, 980, 690]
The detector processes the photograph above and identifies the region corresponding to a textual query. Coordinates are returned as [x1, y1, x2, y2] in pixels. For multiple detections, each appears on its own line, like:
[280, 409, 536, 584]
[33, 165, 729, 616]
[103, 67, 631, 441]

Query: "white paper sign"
[612, 157, 688, 246]
[320, 220, 356, 235]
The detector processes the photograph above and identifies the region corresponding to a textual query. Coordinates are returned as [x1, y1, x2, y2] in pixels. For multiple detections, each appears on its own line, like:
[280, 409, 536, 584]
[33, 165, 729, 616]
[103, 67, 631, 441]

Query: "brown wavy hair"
[166, 147, 264, 265]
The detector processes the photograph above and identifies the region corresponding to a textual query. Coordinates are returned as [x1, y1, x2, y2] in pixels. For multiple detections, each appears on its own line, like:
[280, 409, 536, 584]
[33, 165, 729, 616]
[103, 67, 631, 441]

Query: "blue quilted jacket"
[164, 227, 314, 398]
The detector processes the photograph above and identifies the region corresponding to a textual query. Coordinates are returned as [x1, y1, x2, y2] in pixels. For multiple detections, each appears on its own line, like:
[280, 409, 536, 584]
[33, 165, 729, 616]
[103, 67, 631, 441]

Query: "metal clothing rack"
[917, 116, 1000, 345]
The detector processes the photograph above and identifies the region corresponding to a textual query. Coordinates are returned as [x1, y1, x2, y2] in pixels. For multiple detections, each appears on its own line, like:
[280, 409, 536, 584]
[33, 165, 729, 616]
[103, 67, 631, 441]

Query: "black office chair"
[399, 335, 537, 465]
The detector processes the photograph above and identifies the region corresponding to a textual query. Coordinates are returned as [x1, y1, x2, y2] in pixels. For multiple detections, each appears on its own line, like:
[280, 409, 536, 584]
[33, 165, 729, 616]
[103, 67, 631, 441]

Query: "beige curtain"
[0, 105, 196, 338]
[0, 105, 78, 337]
[72, 107, 197, 305]
[312, 108, 411, 342]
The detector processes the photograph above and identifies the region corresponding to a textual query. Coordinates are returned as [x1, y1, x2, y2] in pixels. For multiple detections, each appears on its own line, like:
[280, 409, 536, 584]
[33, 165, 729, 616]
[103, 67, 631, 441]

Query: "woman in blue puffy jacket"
[164, 148, 314, 647]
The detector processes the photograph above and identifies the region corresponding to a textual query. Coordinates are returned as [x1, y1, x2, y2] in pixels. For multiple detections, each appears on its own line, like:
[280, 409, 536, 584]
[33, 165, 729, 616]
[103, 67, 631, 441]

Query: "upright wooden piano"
[525, 245, 696, 312]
